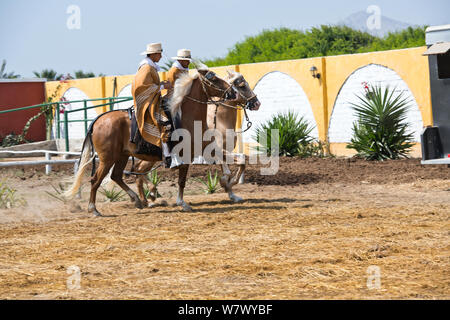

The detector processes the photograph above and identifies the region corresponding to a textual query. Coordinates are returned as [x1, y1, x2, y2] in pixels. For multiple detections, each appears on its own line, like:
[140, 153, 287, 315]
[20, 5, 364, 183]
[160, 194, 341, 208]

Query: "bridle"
[211, 76, 258, 133]
[183, 70, 257, 133]
[183, 71, 236, 105]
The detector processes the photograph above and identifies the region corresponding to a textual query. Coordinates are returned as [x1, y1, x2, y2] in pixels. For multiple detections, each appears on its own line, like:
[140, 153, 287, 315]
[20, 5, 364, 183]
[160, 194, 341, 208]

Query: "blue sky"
[0, 0, 448, 77]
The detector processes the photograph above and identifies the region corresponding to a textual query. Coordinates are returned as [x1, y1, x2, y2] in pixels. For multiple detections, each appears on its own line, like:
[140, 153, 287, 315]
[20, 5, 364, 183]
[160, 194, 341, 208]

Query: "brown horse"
[64, 68, 236, 216]
[134, 71, 260, 206]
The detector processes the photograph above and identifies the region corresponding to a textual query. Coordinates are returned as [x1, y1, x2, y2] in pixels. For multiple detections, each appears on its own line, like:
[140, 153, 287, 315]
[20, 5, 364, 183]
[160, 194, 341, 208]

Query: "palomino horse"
[206, 70, 260, 202]
[134, 70, 260, 206]
[64, 68, 236, 216]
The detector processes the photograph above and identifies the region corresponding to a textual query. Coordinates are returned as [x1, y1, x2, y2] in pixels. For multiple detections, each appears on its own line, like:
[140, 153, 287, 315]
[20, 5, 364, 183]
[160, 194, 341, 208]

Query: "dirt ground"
[0, 157, 449, 300]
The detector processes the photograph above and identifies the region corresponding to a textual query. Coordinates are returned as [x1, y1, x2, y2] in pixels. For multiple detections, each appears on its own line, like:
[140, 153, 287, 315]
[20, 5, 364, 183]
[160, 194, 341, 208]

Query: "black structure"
[422, 25, 450, 165]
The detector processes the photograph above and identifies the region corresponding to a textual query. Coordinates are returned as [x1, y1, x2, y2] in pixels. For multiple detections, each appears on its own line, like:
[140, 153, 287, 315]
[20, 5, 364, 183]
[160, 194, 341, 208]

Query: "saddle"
[128, 97, 177, 157]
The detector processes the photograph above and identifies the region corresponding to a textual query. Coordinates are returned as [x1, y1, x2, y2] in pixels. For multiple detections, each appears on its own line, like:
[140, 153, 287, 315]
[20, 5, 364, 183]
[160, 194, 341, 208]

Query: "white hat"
[171, 49, 192, 61]
[140, 43, 163, 55]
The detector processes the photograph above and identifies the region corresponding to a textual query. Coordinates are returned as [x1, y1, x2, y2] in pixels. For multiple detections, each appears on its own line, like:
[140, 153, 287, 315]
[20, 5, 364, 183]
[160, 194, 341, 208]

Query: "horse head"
[226, 70, 261, 111]
[197, 69, 237, 101]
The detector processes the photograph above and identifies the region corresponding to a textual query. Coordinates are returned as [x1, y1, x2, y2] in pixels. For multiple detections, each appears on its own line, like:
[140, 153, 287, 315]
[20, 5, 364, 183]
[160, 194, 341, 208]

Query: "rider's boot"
[162, 142, 183, 169]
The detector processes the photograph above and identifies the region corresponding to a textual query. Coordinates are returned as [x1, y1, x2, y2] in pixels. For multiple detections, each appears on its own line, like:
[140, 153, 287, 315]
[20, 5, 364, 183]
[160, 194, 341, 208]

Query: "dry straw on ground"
[0, 158, 448, 299]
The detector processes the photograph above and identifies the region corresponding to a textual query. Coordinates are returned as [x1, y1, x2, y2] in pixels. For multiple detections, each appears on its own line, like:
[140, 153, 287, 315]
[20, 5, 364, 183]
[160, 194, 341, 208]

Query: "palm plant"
[74, 70, 96, 79]
[33, 69, 62, 80]
[160, 59, 174, 72]
[253, 111, 314, 156]
[0, 60, 20, 79]
[346, 85, 414, 160]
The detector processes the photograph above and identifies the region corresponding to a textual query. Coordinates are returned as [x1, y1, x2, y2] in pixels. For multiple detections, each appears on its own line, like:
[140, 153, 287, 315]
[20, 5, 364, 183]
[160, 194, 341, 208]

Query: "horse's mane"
[168, 71, 199, 116]
[168, 62, 209, 117]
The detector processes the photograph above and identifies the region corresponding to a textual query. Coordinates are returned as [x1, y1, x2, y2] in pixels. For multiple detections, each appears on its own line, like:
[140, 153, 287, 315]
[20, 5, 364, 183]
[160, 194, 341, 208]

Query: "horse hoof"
[182, 205, 193, 212]
[93, 210, 102, 217]
[230, 194, 244, 203]
[88, 203, 102, 216]
[178, 201, 192, 212]
[135, 201, 144, 209]
[159, 200, 168, 207]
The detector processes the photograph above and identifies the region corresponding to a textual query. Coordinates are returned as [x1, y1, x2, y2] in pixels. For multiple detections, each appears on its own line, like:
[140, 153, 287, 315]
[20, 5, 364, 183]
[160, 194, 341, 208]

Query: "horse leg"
[176, 164, 192, 212]
[135, 160, 157, 207]
[111, 156, 144, 210]
[229, 164, 245, 187]
[220, 163, 244, 203]
[88, 160, 114, 217]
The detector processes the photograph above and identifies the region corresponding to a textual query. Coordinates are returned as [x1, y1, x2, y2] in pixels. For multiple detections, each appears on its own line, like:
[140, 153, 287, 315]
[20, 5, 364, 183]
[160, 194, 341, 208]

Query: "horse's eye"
[205, 72, 216, 80]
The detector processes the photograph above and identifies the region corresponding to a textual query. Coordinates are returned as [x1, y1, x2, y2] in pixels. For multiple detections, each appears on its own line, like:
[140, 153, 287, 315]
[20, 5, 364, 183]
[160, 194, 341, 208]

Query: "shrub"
[346, 84, 414, 160]
[253, 110, 315, 156]
[297, 139, 333, 158]
[1, 132, 25, 147]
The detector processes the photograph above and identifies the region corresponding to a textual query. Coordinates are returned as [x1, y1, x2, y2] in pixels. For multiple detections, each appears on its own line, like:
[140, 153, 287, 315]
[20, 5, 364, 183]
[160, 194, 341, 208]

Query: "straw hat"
[140, 43, 163, 55]
[171, 49, 192, 61]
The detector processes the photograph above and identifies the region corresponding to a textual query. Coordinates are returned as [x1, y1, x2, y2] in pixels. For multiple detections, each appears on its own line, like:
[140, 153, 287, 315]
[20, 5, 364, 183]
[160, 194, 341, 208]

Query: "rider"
[167, 49, 192, 90]
[132, 43, 182, 169]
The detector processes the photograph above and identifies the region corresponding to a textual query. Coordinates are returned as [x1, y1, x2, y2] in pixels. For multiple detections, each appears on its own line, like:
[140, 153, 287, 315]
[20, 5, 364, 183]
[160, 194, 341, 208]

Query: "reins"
[184, 72, 256, 133]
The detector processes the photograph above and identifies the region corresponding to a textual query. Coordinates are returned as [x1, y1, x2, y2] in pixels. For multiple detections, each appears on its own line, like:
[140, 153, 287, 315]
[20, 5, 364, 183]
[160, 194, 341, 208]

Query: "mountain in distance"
[339, 10, 412, 37]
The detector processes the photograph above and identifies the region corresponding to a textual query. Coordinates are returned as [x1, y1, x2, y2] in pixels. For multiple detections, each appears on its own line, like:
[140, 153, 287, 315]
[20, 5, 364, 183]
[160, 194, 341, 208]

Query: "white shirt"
[172, 60, 189, 71]
[139, 57, 161, 72]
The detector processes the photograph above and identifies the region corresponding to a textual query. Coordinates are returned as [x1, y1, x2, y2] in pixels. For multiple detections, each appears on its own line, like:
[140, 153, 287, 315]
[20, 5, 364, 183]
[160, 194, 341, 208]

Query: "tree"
[33, 69, 62, 81]
[203, 26, 426, 67]
[0, 60, 20, 79]
[73, 70, 97, 79]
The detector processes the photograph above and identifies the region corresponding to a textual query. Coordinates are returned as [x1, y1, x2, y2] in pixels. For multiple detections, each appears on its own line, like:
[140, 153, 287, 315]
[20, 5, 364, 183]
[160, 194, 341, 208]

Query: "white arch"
[114, 84, 133, 110]
[243, 71, 318, 143]
[328, 64, 423, 143]
[53, 88, 96, 140]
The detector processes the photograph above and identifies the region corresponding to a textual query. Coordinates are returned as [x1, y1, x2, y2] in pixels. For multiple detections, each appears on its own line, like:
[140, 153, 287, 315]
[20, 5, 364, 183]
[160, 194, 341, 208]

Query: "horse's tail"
[64, 130, 96, 199]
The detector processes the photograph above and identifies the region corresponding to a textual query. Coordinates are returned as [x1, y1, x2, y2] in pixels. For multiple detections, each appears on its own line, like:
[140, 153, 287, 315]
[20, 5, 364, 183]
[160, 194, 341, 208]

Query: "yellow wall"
[45, 47, 432, 157]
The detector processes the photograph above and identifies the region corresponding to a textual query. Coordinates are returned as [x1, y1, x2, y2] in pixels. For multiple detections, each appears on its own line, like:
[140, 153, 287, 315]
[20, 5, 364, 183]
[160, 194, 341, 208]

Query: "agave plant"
[100, 186, 125, 202]
[195, 170, 220, 194]
[45, 183, 68, 203]
[144, 170, 162, 199]
[253, 110, 314, 156]
[346, 85, 414, 160]
[0, 181, 27, 209]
